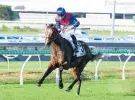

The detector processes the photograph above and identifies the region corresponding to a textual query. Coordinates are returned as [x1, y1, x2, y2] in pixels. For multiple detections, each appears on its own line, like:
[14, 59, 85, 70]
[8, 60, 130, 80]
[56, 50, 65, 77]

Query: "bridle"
[45, 26, 60, 44]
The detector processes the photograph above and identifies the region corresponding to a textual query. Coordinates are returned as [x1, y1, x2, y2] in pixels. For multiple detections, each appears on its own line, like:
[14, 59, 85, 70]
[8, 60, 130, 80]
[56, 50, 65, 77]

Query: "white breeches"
[60, 30, 75, 49]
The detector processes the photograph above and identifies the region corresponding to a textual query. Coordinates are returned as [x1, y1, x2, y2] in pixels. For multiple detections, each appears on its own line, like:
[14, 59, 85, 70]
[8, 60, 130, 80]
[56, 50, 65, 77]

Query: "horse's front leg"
[59, 67, 64, 89]
[37, 63, 57, 87]
[65, 67, 80, 92]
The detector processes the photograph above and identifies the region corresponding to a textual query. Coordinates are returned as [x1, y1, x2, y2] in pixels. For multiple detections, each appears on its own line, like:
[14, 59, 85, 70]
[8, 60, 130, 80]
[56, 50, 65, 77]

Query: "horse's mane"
[55, 32, 73, 52]
[47, 24, 73, 50]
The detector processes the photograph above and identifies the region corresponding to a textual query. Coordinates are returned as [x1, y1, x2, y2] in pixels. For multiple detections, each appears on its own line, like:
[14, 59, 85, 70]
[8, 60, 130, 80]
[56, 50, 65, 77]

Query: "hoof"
[36, 83, 41, 87]
[76, 93, 80, 96]
[65, 88, 71, 92]
[59, 83, 64, 89]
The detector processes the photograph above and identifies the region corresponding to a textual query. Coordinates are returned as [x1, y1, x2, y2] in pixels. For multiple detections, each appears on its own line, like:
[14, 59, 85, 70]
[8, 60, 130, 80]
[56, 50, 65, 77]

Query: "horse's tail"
[90, 52, 103, 61]
[84, 44, 103, 61]
[78, 41, 103, 61]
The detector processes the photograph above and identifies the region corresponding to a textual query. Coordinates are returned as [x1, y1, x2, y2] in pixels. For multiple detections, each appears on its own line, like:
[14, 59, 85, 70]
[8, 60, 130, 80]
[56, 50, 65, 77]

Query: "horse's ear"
[45, 24, 48, 27]
[45, 24, 52, 27]
[52, 24, 56, 28]
[45, 24, 56, 28]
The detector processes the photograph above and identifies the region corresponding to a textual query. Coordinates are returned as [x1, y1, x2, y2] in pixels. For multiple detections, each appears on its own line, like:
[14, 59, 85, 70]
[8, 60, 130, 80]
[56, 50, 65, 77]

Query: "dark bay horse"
[37, 24, 102, 95]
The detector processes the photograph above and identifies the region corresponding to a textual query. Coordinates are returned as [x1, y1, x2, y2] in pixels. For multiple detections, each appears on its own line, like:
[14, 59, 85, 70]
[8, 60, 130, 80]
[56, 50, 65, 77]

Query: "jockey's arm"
[64, 22, 80, 32]
[55, 17, 61, 31]
[64, 14, 80, 32]
[64, 25, 74, 32]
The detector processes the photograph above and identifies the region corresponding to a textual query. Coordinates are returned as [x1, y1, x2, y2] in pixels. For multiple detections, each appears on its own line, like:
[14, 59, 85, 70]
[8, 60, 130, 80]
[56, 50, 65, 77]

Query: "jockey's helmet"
[56, 7, 66, 17]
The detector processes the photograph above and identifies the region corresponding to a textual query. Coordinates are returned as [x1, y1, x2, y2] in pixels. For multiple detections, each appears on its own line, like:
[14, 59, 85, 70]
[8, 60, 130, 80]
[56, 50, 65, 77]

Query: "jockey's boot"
[71, 35, 78, 56]
[74, 44, 78, 53]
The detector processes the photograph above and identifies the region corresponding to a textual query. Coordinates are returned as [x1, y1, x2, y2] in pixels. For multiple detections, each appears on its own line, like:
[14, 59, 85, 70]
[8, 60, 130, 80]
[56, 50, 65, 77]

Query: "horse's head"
[45, 24, 59, 46]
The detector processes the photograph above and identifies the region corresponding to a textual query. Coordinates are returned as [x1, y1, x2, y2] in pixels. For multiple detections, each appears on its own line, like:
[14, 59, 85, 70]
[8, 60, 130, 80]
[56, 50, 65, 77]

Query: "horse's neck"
[53, 34, 64, 47]
[53, 34, 73, 53]
[53, 34, 61, 45]
[51, 42, 61, 50]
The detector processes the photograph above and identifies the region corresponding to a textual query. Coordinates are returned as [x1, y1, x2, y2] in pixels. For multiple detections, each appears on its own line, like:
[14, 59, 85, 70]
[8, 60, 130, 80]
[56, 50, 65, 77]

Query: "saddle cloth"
[69, 41, 86, 57]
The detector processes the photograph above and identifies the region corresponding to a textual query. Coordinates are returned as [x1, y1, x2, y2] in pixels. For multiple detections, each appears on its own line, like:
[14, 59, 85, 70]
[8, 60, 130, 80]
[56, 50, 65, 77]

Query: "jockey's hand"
[57, 28, 61, 33]
[61, 28, 68, 33]
[62, 25, 74, 33]
[62, 29, 68, 33]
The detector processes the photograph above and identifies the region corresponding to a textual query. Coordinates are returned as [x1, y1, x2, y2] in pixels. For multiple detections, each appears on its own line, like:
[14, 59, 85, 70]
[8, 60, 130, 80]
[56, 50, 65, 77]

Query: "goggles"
[58, 14, 64, 17]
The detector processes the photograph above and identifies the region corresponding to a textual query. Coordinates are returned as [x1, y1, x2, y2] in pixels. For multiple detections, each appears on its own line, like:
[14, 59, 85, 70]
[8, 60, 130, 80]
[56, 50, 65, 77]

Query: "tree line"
[0, 5, 19, 20]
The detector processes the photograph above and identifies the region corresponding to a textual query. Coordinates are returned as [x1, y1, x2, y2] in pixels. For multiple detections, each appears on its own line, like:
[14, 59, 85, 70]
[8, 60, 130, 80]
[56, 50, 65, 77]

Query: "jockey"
[55, 7, 80, 56]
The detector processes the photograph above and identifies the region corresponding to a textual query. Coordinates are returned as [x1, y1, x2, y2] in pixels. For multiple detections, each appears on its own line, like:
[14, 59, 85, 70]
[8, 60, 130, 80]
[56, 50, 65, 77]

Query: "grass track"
[0, 61, 135, 100]
[0, 80, 135, 100]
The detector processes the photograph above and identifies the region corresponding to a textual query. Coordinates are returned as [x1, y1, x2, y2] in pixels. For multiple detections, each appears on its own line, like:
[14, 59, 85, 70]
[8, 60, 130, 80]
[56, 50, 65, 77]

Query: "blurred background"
[0, 0, 135, 36]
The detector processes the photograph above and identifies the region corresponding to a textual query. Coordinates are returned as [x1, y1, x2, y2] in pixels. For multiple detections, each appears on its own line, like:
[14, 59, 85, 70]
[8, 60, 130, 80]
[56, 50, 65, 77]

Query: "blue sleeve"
[70, 14, 80, 28]
[55, 17, 60, 29]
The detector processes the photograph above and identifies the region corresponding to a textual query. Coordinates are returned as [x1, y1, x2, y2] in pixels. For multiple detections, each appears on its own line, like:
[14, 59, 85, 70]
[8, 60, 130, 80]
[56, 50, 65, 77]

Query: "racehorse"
[37, 24, 102, 95]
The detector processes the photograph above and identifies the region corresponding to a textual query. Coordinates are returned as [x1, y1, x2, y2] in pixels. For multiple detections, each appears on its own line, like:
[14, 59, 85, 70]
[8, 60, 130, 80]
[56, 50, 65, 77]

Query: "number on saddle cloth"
[74, 42, 86, 57]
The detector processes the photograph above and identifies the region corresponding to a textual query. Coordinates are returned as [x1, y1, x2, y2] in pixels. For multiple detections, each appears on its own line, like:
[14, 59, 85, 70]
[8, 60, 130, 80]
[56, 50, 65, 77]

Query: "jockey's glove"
[57, 28, 61, 33]
[62, 25, 74, 33]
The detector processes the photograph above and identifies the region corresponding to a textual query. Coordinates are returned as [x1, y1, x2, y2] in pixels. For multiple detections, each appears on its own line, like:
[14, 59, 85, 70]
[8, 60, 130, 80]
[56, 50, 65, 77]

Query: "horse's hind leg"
[65, 67, 80, 92]
[37, 63, 56, 87]
[59, 67, 64, 89]
[66, 60, 89, 95]
[76, 78, 82, 96]
[76, 60, 89, 95]
[66, 67, 82, 96]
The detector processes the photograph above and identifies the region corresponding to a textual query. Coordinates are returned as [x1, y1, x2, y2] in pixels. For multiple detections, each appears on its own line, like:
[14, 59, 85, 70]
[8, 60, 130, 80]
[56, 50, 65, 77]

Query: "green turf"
[0, 61, 135, 100]
[0, 80, 135, 100]
[0, 61, 135, 83]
